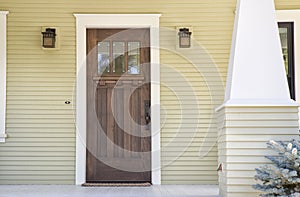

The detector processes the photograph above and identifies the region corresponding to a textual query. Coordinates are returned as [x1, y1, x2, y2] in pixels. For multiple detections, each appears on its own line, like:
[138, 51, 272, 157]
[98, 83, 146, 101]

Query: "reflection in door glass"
[279, 27, 288, 74]
[278, 22, 295, 100]
[128, 42, 141, 74]
[98, 42, 110, 75]
[113, 42, 125, 74]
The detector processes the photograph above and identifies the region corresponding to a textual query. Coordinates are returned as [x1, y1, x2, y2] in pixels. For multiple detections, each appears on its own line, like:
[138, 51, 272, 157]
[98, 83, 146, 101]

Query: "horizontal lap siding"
[217, 107, 300, 196]
[275, 0, 300, 9]
[159, 1, 234, 184]
[0, 0, 237, 184]
[0, 0, 76, 184]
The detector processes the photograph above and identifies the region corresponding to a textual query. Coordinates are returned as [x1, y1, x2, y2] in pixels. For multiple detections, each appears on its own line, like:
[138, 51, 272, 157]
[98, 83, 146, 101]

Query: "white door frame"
[0, 11, 8, 143]
[74, 14, 161, 185]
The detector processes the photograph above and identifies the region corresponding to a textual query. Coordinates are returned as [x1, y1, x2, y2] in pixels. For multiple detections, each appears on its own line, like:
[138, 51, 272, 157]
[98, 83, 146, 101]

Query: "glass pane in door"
[98, 41, 110, 75]
[128, 42, 141, 74]
[113, 41, 125, 74]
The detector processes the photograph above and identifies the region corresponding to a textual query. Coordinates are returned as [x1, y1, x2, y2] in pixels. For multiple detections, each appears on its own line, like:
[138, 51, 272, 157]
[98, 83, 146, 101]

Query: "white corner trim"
[277, 10, 300, 129]
[0, 11, 8, 143]
[74, 14, 161, 185]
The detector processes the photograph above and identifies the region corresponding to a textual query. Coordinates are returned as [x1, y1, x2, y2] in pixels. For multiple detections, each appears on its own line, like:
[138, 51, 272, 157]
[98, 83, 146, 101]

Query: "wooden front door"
[86, 29, 151, 183]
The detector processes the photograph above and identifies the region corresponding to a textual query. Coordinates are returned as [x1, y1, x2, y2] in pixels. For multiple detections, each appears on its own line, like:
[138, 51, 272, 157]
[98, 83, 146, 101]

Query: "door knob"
[144, 100, 151, 129]
[145, 112, 151, 124]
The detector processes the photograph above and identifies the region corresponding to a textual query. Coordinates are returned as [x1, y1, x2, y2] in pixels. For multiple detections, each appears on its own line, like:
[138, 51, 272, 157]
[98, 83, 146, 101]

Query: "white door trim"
[74, 14, 161, 185]
[0, 11, 8, 143]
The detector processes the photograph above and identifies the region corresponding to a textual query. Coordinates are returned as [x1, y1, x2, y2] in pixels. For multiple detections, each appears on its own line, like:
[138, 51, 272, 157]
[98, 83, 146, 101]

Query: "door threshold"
[82, 182, 152, 187]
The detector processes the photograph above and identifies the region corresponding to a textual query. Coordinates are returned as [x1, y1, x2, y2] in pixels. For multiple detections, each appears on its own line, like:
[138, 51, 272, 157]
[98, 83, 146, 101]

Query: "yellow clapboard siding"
[161, 138, 218, 143]
[275, 1, 300, 9]
[7, 100, 74, 106]
[6, 124, 74, 129]
[0, 171, 74, 176]
[0, 151, 74, 157]
[0, 156, 75, 161]
[0, 175, 74, 180]
[162, 171, 218, 176]
[161, 146, 217, 153]
[8, 50, 75, 55]
[0, 147, 75, 152]
[162, 155, 218, 161]
[161, 176, 218, 181]
[3, 137, 75, 142]
[162, 180, 218, 184]
[0, 0, 240, 185]
[6, 114, 74, 119]
[0, 165, 75, 171]
[0, 160, 75, 165]
[0, 180, 74, 184]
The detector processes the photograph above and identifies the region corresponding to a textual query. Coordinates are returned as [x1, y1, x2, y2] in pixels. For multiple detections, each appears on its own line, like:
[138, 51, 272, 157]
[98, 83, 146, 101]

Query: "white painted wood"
[218, 1, 300, 196]
[74, 14, 161, 185]
[225, 0, 292, 105]
[0, 11, 8, 143]
[276, 10, 300, 128]
[217, 106, 299, 197]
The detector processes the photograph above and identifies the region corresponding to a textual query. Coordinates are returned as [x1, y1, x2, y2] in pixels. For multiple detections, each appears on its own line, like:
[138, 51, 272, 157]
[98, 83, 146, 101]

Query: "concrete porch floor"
[0, 185, 220, 197]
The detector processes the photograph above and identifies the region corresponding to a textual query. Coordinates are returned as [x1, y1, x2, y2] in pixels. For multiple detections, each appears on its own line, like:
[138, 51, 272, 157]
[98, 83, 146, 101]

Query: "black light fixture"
[41, 28, 56, 48]
[178, 28, 192, 48]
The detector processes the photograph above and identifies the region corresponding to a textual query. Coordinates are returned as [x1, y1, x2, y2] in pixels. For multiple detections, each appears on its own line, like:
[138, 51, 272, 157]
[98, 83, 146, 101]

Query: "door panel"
[86, 29, 151, 183]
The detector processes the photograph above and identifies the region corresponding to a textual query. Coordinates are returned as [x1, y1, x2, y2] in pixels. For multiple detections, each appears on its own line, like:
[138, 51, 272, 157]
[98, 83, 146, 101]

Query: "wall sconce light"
[41, 28, 56, 48]
[178, 28, 192, 48]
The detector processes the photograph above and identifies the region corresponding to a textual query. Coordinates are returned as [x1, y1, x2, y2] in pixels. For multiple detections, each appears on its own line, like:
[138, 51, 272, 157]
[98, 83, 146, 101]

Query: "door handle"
[144, 100, 151, 128]
[145, 112, 151, 125]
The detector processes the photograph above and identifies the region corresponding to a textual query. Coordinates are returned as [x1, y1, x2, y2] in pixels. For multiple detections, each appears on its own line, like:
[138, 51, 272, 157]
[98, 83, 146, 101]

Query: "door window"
[97, 40, 141, 76]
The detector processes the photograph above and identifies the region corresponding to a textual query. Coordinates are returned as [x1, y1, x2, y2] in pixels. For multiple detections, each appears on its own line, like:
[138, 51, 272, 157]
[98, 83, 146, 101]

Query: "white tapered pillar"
[225, 0, 292, 104]
[217, 0, 299, 196]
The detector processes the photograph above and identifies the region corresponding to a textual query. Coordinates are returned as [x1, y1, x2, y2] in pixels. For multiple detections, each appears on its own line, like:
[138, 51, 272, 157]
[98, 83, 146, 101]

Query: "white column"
[217, 0, 299, 196]
[225, 0, 292, 104]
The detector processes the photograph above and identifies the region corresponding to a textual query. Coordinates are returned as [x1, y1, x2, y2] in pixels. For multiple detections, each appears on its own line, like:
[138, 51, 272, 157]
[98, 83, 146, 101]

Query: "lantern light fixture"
[178, 28, 192, 48]
[41, 28, 56, 48]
